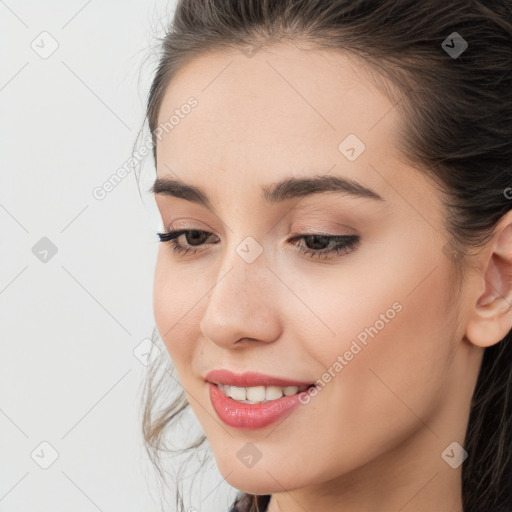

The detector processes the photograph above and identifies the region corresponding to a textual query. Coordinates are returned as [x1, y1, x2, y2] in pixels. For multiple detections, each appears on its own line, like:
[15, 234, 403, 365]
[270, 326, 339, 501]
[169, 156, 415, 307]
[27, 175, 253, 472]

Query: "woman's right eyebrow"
[150, 174, 385, 213]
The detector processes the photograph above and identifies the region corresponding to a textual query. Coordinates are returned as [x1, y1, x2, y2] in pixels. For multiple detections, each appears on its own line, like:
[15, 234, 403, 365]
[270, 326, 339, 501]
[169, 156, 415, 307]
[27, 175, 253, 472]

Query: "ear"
[465, 209, 512, 348]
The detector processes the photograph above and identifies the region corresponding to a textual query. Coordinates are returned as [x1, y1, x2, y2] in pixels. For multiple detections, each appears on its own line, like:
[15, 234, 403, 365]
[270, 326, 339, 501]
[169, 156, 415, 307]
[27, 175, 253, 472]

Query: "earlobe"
[465, 212, 512, 348]
[466, 300, 512, 349]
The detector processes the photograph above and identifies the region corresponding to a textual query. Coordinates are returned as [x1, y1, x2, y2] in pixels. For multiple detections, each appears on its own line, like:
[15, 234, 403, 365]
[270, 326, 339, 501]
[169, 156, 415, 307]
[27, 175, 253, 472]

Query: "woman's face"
[152, 43, 482, 505]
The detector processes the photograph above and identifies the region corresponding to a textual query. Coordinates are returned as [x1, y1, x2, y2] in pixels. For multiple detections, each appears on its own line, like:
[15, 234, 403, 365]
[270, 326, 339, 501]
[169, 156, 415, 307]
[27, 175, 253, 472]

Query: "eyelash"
[156, 229, 360, 260]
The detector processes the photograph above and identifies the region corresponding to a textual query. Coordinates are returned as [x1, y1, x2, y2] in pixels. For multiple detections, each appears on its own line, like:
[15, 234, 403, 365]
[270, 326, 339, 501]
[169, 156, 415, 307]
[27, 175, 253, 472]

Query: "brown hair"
[140, 1, 512, 511]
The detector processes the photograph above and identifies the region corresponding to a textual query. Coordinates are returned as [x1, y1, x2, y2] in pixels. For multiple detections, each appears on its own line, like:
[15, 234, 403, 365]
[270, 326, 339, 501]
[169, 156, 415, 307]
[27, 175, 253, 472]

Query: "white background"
[0, 1, 237, 510]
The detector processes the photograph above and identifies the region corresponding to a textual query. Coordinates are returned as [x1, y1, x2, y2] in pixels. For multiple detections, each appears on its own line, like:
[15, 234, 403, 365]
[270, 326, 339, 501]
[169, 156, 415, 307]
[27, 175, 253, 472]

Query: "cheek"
[152, 251, 203, 365]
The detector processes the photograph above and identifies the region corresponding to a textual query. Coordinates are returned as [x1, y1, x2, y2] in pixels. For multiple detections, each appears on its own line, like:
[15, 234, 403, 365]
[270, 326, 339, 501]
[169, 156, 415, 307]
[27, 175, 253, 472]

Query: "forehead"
[154, 43, 415, 206]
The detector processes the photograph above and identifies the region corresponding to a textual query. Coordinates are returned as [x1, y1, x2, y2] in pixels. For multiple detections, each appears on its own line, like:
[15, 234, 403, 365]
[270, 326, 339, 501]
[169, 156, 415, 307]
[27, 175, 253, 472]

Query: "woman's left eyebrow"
[150, 174, 385, 212]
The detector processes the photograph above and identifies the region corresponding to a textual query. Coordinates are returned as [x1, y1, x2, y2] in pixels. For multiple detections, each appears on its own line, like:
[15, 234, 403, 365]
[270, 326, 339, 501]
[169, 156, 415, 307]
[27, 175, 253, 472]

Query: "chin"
[219, 463, 309, 495]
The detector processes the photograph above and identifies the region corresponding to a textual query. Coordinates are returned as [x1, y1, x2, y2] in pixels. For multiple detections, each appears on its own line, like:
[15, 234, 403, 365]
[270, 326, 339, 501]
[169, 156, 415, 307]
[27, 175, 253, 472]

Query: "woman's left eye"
[289, 233, 360, 259]
[156, 229, 360, 260]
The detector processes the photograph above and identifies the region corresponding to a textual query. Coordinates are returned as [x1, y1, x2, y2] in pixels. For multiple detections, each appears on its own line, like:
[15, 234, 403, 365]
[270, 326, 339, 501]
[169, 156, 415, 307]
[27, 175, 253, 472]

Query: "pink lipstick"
[205, 369, 317, 430]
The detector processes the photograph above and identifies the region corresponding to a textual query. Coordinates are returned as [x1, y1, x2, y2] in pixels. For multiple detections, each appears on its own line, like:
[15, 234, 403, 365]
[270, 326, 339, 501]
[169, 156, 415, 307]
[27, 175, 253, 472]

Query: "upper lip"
[205, 369, 316, 388]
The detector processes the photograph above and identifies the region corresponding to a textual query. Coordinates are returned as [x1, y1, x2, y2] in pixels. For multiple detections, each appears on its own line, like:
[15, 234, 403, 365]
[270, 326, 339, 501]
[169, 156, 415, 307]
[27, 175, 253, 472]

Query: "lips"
[207, 382, 316, 429]
[204, 369, 316, 388]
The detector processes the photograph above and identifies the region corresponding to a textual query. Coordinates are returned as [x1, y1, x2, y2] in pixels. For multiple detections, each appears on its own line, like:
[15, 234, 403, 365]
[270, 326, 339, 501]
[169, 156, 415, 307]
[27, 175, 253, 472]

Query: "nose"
[199, 243, 282, 349]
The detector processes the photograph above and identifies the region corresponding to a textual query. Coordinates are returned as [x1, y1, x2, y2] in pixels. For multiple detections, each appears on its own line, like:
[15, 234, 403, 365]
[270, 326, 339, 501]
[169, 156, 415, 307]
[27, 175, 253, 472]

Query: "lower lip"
[207, 382, 315, 430]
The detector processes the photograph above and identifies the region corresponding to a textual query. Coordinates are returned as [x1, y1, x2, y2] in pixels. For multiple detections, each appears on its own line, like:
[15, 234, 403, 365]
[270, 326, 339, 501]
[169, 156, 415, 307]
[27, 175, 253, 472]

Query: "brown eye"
[184, 230, 210, 246]
[157, 229, 218, 255]
[302, 235, 332, 250]
[289, 234, 360, 260]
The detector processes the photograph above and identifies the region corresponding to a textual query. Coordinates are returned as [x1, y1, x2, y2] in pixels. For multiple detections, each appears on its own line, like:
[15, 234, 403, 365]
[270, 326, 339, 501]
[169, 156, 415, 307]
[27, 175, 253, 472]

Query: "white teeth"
[265, 385, 284, 401]
[246, 386, 266, 401]
[226, 385, 246, 401]
[218, 383, 310, 403]
[283, 386, 299, 396]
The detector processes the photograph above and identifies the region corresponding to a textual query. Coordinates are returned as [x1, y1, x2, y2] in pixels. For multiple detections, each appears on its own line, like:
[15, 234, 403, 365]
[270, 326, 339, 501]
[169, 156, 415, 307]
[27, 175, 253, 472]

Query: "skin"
[151, 42, 512, 512]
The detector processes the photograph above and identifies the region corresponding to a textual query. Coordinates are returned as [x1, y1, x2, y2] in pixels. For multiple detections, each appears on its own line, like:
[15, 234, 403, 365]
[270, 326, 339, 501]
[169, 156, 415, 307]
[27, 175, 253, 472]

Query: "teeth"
[218, 383, 310, 403]
[283, 386, 299, 396]
[247, 386, 266, 401]
[266, 385, 285, 400]
[226, 385, 246, 401]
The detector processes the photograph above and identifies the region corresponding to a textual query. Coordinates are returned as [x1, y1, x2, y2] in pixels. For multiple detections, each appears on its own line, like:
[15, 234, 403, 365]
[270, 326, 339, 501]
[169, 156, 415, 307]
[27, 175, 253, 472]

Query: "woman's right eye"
[157, 229, 218, 256]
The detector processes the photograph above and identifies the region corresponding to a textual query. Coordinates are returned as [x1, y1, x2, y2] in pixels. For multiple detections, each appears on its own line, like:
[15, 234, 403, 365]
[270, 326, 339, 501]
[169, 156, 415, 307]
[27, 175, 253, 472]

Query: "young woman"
[141, 1, 512, 511]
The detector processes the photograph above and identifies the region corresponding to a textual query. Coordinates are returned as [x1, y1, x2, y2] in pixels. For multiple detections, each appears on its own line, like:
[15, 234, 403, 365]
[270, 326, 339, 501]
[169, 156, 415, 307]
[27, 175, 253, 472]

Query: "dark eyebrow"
[263, 175, 384, 203]
[150, 174, 384, 210]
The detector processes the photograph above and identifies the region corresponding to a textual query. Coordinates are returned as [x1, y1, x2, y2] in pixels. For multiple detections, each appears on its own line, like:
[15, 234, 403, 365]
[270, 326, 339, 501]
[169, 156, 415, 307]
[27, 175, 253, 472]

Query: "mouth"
[203, 369, 318, 428]
[211, 381, 316, 404]
[206, 380, 318, 430]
